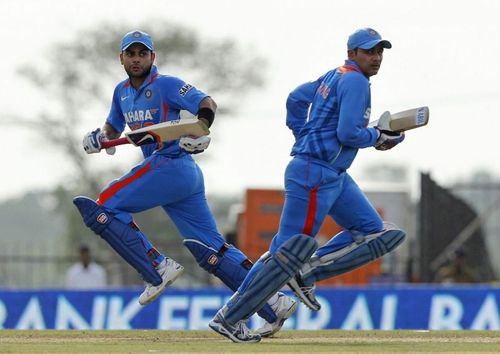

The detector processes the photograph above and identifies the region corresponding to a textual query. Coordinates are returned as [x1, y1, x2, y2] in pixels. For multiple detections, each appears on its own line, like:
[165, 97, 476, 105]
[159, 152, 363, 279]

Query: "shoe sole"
[139, 266, 184, 305]
[209, 320, 261, 343]
[287, 277, 321, 311]
[259, 300, 298, 337]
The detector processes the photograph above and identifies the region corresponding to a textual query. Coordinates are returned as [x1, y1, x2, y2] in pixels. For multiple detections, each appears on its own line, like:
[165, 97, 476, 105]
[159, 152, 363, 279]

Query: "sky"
[2, 0, 500, 202]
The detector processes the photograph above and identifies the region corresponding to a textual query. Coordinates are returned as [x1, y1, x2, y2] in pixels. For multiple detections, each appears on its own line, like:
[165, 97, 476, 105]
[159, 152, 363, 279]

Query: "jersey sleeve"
[105, 85, 126, 133]
[160, 77, 208, 115]
[336, 73, 378, 148]
[286, 77, 322, 138]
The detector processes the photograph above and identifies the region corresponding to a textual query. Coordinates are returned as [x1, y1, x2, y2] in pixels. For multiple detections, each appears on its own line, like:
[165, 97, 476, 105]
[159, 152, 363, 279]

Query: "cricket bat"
[368, 106, 430, 132]
[101, 118, 210, 149]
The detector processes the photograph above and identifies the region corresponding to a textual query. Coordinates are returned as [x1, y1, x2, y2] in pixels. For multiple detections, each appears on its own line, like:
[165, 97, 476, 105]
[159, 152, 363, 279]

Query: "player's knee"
[74, 196, 132, 241]
[257, 251, 272, 264]
[73, 196, 110, 234]
[274, 234, 318, 275]
[374, 218, 384, 232]
[357, 218, 384, 235]
[183, 240, 252, 273]
[383, 221, 402, 231]
[383, 225, 406, 250]
[378, 222, 406, 248]
[363, 226, 406, 259]
[280, 234, 318, 259]
[183, 239, 253, 291]
[184, 239, 218, 272]
[73, 196, 161, 285]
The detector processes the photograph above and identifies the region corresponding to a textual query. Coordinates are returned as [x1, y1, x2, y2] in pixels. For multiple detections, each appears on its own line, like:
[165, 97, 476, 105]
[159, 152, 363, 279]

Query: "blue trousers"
[229, 156, 386, 321]
[97, 154, 227, 251]
[269, 156, 383, 258]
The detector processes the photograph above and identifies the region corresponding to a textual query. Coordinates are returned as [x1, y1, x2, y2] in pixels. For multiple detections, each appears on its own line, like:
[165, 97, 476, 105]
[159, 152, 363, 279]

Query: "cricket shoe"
[138, 258, 184, 305]
[209, 306, 261, 343]
[287, 272, 321, 311]
[255, 292, 297, 337]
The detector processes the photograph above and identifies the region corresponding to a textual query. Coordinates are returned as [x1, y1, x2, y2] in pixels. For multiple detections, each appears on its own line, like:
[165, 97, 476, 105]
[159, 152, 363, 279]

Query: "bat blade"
[101, 118, 210, 149]
[389, 106, 429, 132]
[369, 106, 429, 132]
[126, 118, 209, 146]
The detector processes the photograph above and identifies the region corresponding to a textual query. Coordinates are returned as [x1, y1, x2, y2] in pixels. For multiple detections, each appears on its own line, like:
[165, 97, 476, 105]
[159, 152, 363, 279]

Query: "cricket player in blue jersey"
[209, 28, 407, 343]
[73, 30, 296, 336]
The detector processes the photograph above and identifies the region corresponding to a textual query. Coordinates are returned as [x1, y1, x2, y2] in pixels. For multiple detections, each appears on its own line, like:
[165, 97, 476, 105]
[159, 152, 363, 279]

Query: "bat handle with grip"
[101, 137, 130, 149]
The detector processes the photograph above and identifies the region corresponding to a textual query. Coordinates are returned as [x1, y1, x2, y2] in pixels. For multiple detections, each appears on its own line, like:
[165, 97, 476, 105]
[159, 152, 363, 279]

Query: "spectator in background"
[66, 245, 107, 289]
[434, 249, 477, 284]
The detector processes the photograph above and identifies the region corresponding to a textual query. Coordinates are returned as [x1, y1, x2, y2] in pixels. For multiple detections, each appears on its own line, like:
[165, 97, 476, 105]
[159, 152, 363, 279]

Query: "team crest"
[97, 213, 108, 224]
[145, 89, 153, 99]
[208, 254, 219, 265]
[133, 31, 142, 38]
[368, 28, 378, 36]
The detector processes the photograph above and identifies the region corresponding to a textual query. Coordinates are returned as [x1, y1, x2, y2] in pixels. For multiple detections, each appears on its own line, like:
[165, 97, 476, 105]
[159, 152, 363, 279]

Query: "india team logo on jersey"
[144, 89, 153, 99]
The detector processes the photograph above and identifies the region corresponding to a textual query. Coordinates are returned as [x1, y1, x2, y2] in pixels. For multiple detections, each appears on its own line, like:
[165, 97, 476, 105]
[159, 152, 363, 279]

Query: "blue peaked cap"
[347, 28, 392, 50]
[121, 30, 154, 51]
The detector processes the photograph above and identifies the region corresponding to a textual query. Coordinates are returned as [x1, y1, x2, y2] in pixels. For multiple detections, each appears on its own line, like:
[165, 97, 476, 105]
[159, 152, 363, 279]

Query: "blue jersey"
[106, 65, 208, 158]
[286, 60, 379, 171]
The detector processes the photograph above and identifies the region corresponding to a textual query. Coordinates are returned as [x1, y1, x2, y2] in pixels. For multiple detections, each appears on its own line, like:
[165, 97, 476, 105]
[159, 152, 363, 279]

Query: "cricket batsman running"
[73, 30, 296, 336]
[209, 28, 407, 343]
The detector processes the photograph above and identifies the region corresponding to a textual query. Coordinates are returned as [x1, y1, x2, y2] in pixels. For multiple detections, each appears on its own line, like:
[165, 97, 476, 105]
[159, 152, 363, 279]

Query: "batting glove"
[83, 128, 104, 154]
[374, 128, 405, 151]
[179, 136, 211, 154]
[82, 128, 116, 155]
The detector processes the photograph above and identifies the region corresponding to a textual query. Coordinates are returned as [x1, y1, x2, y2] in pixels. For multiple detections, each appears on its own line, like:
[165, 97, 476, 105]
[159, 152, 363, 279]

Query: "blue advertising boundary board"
[1, 286, 499, 330]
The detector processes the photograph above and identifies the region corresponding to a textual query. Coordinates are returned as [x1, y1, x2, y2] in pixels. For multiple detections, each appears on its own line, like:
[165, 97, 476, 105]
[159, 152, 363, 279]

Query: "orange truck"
[235, 189, 382, 286]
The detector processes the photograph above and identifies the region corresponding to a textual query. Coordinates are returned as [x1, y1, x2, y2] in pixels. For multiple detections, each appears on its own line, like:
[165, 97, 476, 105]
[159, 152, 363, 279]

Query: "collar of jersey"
[338, 60, 363, 74]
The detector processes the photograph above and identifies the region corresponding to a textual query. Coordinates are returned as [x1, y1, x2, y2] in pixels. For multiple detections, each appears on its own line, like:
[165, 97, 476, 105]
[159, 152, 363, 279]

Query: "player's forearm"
[197, 97, 216, 128]
[337, 109, 378, 148]
[336, 78, 376, 147]
[285, 83, 316, 136]
[287, 81, 317, 112]
[102, 123, 120, 139]
[337, 125, 377, 148]
[286, 111, 307, 138]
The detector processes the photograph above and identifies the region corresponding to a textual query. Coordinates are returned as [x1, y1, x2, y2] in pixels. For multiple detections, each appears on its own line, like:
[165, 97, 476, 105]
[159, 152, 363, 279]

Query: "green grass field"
[1, 330, 500, 354]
